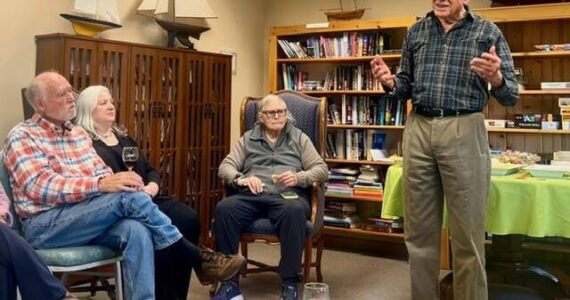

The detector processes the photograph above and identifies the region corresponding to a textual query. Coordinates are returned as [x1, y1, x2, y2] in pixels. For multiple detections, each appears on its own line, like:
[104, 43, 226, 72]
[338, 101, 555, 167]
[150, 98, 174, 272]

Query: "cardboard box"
[514, 114, 541, 129]
[485, 119, 506, 128]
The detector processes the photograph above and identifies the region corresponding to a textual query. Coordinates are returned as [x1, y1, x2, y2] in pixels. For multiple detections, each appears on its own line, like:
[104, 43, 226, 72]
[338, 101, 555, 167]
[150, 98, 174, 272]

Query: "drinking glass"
[303, 282, 330, 300]
[122, 147, 139, 171]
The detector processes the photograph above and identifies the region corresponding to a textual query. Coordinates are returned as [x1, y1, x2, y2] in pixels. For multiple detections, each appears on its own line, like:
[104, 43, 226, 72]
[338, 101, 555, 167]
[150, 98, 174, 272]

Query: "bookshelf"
[474, 3, 570, 154]
[268, 17, 416, 254]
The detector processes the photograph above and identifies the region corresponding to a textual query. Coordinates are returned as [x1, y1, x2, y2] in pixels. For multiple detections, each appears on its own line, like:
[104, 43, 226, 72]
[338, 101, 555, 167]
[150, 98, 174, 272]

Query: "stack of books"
[324, 201, 361, 229]
[352, 165, 383, 198]
[364, 217, 403, 233]
[325, 167, 358, 197]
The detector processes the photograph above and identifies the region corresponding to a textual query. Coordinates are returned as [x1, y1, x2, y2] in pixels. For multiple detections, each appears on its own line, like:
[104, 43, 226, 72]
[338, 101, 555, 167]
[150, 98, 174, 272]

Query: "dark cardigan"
[92, 133, 160, 186]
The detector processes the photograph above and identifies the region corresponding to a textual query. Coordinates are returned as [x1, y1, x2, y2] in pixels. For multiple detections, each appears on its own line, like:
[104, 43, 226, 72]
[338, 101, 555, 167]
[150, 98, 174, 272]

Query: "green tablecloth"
[381, 165, 570, 238]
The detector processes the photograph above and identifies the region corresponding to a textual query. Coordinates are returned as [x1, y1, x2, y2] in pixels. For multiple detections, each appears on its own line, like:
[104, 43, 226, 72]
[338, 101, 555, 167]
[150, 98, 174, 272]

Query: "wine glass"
[122, 147, 139, 171]
[303, 282, 329, 300]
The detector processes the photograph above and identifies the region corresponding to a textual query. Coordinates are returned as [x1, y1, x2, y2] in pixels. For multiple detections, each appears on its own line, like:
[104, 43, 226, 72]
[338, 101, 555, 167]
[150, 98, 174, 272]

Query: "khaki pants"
[403, 112, 490, 300]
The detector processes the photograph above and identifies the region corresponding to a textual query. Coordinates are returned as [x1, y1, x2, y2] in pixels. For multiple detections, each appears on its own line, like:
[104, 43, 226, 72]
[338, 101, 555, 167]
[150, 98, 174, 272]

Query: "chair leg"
[303, 238, 312, 283]
[316, 234, 324, 283]
[115, 261, 123, 300]
[240, 241, 248, 277]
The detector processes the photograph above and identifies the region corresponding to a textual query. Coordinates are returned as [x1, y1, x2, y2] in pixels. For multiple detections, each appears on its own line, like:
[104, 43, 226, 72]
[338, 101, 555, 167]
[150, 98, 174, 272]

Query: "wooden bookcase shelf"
[324, 226, 404, 241]
[324, 159, 395, 166]
[327, 124, 405, 130]
[474, 3, 570, 153]
[276, 54, 402, 64]
[326, 194, 383, 203]
[268, 18, 416, 248]
[487, 128, 570, 134]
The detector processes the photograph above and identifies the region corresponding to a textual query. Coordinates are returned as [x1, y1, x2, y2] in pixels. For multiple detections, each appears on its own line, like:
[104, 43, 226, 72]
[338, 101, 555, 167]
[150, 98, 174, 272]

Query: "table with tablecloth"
[381, 165, 570, 239]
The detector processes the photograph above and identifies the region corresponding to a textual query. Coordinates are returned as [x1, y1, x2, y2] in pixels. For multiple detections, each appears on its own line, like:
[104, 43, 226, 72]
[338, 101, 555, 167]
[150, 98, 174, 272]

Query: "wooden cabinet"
[35, 34, 231, 242]
[268, 18, 416, 254]
[475, 3, 570, 153]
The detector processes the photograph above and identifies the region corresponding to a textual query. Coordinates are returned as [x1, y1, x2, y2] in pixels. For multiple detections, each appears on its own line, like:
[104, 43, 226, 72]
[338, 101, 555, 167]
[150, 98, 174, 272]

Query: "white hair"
[74, 85, 124, 139]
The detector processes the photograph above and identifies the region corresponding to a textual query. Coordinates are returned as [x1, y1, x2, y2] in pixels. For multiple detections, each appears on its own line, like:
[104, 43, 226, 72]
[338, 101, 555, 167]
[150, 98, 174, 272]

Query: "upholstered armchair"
[237, 90, 327, 283]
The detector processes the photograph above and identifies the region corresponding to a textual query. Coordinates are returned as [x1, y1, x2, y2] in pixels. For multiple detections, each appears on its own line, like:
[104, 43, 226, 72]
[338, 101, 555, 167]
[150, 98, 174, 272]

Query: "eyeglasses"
[55, 88, 79, 99]
[262, 109, 287, 119]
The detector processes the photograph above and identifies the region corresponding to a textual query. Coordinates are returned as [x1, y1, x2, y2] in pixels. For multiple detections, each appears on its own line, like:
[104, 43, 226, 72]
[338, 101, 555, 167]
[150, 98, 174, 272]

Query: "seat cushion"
[37, 245, 120, 267]
[243, 218, 314, 237]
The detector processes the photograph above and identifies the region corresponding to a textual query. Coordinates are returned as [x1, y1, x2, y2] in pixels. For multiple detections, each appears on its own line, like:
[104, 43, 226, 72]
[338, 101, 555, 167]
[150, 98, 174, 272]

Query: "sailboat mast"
[169, 0, 175, 23]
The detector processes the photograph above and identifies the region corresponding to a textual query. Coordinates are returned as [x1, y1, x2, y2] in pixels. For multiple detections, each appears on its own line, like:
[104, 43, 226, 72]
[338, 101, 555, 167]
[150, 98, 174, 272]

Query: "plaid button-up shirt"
[392, 7, 519, 109]
[3, 114, 113, 218]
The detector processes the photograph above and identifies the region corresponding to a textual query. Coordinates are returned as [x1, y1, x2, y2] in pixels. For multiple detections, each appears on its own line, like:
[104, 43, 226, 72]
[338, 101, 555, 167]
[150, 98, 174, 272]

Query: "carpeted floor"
[84, 243, 445, 299]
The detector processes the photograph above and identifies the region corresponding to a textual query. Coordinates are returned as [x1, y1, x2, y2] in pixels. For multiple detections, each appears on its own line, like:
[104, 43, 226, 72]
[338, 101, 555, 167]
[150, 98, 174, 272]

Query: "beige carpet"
[84, 242, 438, 300]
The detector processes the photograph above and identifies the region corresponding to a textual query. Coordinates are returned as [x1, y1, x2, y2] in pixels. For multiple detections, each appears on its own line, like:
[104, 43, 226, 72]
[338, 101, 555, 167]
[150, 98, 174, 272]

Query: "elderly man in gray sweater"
[213, 94, 329, 300]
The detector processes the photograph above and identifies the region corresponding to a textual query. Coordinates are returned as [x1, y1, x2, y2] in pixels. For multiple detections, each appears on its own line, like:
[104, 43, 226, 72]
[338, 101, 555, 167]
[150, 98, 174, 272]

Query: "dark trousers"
[0, 223, 66, 300]
[213, 192, 309, 282]
[154, 196, 201, 300]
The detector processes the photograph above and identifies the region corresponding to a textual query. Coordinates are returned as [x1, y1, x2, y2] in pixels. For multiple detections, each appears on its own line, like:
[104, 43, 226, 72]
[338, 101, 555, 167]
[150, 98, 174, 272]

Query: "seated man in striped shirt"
[3, 71, 245, 300]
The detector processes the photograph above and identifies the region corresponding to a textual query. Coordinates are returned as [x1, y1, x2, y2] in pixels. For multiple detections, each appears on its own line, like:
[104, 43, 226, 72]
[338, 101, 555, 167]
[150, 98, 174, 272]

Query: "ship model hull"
[155, 18, 210, 49]
[60, 13, 121, 37]
[324, 8, 366, 21]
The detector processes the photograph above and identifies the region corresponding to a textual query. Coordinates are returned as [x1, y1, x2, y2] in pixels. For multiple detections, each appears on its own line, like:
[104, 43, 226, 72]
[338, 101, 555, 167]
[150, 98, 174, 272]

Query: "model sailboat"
[138, 0, 217, 49]
[322, 0, 369, 21]
[60, 0, 122, 37]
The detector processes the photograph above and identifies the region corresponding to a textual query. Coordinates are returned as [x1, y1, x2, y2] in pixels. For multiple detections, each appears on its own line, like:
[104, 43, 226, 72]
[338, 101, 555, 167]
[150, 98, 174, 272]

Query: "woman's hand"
[141, 182, 160, 198]
[275, 171, 298, 187]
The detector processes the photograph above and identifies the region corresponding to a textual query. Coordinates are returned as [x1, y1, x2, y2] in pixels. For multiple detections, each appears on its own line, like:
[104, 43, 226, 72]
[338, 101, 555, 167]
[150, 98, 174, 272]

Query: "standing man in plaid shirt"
[3, 71, 245, 300]
[371, 0, 518, 299]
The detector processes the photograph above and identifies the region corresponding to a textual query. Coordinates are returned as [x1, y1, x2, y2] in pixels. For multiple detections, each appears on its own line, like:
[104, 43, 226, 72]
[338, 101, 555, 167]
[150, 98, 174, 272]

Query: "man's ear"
[34, 98, 45, 114]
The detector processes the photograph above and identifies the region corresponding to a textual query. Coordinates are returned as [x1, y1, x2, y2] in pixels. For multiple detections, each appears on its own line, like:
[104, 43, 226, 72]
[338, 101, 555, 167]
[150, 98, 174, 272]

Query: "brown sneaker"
[195, 247, 246, 285]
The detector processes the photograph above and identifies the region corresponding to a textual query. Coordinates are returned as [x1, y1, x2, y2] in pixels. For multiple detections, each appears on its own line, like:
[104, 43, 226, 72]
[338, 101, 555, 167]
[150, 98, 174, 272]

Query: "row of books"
[278, 32, 392, 59]
[327, 96, 407, 126]
[325, 130, 388, 161]
[280, 64, 384, 92]
[324, 200, 403, 233]
[324, 201, 360, 228]
[325, 166, 383, 197]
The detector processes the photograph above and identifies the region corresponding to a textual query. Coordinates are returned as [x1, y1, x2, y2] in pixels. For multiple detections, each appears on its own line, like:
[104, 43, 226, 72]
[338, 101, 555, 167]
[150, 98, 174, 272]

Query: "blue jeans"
[21, 192, 183, 300]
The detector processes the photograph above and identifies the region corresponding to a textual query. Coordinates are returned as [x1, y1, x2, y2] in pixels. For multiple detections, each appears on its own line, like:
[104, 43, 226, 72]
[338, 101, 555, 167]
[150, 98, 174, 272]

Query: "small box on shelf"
[514, 114, 542, 129]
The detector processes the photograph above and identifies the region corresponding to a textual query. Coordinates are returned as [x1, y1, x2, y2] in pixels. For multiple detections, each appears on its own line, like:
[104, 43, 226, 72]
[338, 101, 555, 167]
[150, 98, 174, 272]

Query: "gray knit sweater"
[218, 122, 328, 195]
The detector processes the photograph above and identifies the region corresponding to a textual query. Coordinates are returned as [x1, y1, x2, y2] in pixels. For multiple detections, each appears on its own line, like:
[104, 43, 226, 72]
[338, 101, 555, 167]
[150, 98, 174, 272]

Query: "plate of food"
[491, 161, 524, 176]
[524, 164, 570, 179]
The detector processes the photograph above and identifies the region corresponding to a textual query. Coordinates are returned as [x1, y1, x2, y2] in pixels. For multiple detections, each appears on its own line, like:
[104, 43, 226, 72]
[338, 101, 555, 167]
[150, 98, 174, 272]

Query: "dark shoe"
[281, 283, 298, 300]
[195, 248, 246, 285]
[61, 292, 78, 300]
[211, 281, 244, 300]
